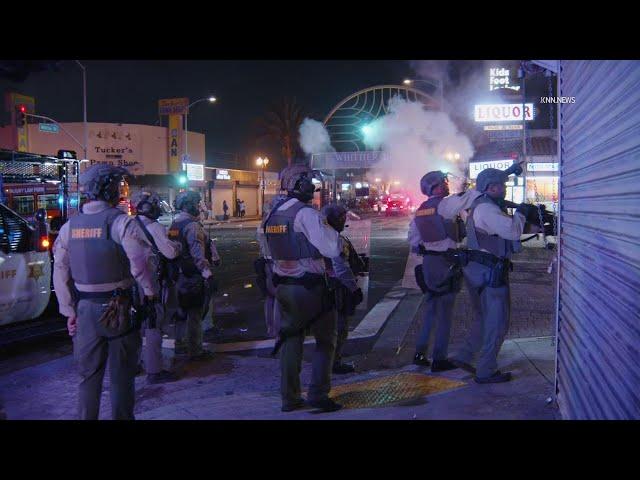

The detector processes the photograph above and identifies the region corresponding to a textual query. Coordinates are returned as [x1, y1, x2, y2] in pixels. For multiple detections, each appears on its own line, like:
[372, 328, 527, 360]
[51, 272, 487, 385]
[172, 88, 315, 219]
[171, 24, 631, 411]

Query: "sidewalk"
[0, 243, 560, 420]
[0, 284, 559, 420]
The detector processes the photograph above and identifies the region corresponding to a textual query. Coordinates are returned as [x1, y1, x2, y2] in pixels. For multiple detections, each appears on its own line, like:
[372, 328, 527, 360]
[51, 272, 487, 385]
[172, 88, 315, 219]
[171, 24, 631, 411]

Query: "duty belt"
[76, 287, 133, 300]
[273, 272, 326, 289]
[420, 246, 512, 270]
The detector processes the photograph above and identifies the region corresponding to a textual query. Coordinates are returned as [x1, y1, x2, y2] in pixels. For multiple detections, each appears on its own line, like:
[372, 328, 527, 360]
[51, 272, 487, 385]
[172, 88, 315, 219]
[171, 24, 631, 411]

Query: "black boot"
[474, 370, 512, 384]
[308, 397, 343, 413]
[431, 359, 459, 372]
[281, 398, 306, 412]
[413, 353, 431, 367]
[147, 370, 180, 384]
[333, 362, 355, 374]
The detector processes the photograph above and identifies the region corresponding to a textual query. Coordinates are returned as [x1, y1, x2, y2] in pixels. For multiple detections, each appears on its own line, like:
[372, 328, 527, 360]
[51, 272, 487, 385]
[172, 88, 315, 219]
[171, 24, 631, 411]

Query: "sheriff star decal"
[27, 262, 45, 281]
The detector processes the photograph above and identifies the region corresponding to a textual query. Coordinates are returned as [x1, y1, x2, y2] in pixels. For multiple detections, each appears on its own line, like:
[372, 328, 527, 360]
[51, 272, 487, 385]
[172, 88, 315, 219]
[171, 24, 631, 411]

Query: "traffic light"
[177, 173, 188, 185]
[15, 105, 27, 127]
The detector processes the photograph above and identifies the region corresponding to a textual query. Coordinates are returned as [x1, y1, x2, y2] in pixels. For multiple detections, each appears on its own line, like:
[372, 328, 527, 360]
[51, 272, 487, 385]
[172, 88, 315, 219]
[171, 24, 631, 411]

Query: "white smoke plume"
[363, 96, 474, 197]
[299, 118, 335, 155]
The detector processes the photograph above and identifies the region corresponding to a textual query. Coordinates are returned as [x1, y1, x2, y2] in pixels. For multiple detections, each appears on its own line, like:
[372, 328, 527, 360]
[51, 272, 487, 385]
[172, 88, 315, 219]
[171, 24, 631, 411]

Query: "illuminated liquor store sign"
[469, 159, 515, 180]
[474, 103, 534, 122]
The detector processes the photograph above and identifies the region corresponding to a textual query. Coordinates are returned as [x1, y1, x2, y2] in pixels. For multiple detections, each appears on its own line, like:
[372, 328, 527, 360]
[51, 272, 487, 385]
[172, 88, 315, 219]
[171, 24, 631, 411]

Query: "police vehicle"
[0, 202, 52, 328]
[0, 149, 80, 343]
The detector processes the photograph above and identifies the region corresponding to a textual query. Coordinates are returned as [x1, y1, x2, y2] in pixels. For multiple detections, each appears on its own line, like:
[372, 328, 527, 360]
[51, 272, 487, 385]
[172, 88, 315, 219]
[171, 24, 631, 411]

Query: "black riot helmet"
[79, 164, 129, 205]
[280, 165, 317, 203]
[321, 204, 347, 232]
[132, 190, 163, 220]
[174, 190, 201, 217]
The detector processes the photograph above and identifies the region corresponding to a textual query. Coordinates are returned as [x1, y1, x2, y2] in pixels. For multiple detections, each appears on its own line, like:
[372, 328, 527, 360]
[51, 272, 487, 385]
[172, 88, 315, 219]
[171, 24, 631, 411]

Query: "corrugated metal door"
[557, 60, 640, 419]
[238, 185, 258, 217]
[211, 186, 233, 217]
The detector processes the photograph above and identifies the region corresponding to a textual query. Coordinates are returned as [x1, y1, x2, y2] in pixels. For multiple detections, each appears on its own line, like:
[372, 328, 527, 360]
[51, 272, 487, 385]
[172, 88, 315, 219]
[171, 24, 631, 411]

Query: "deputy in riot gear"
[264, 165, 344, 413]
[131, 190, 182, 384]
[52, 164, 155, 420]
[455, 163, 535, 383]
[168, 190, 215, 360]
[408, 171, 466, 372]
[321, 204, 364, 375]
[256, 194, 287, 338]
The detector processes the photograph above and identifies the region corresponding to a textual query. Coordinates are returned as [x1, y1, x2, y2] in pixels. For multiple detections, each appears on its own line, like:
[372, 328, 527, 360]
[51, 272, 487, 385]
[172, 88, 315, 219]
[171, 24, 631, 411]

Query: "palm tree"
[256, 97, 308, 168]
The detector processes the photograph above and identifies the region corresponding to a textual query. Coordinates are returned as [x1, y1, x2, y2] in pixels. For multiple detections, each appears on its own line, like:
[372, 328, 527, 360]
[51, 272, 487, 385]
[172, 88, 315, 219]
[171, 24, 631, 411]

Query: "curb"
[154, 286, 409, 354]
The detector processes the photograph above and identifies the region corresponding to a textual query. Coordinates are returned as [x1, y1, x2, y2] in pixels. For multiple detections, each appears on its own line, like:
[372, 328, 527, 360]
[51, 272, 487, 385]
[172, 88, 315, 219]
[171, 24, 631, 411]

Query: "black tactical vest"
[414, 196, 464, 243]
[264, 199, 322, 261]
[168, 217, 211, 277]
[466, 195, 518, 258]
[68, 207, 132, 286]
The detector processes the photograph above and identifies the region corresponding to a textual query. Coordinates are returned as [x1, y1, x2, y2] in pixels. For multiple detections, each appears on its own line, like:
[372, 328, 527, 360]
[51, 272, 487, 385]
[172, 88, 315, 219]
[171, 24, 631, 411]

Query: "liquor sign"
[469, 159, 515, 180]
[474, 103, 534, 122]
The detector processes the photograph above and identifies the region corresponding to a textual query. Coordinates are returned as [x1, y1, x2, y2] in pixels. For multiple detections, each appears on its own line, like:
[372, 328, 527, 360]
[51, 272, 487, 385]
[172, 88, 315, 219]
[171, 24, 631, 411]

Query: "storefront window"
[526, 176, 558, 203]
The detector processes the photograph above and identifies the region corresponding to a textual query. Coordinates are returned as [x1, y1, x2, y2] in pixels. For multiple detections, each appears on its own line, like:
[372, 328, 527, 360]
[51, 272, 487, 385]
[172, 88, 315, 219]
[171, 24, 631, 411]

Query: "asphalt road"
[204, 214, 411, 343]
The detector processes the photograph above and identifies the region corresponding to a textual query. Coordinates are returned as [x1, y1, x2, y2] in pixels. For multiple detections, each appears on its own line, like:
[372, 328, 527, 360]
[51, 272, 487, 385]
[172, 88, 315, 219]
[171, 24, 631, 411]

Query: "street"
[204, 214, 410, 343]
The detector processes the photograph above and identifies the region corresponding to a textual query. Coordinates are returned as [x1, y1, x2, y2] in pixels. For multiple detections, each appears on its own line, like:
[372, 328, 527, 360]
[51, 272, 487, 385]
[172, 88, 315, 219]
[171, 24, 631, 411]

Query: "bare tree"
[256, 97, 308, 168]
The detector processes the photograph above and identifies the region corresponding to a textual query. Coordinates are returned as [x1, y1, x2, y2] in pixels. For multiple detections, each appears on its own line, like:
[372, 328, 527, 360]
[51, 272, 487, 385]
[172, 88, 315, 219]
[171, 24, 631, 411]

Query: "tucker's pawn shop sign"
[86, 127, 143, 174]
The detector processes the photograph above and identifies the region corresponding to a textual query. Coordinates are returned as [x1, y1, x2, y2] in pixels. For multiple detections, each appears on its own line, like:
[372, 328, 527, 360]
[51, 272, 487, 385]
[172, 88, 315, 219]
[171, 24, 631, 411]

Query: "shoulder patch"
[416, 207, 436, 217]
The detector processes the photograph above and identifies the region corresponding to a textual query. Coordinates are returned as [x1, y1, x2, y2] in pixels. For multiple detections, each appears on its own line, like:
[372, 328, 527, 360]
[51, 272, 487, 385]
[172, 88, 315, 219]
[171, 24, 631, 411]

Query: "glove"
[352, 288, 364, 307]
[515, 203, 538, 223]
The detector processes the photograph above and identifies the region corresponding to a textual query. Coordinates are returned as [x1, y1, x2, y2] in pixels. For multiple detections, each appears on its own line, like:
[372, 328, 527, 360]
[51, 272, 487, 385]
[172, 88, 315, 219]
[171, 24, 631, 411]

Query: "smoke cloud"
[299, 118, 335, 156]
[363, 96, 474, 196]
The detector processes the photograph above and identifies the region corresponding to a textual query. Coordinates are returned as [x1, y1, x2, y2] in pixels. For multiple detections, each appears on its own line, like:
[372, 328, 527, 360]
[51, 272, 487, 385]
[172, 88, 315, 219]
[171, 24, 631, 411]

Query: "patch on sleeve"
[415, 207, 435, 217]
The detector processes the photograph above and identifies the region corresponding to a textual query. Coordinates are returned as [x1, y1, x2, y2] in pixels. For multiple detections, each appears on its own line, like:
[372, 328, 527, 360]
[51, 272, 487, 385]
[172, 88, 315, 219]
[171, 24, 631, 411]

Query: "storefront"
[525, 157, 558, 204]
[0, 121, 206, 212]
[468, 158, 524, 203]
[207, 167, 260, 219]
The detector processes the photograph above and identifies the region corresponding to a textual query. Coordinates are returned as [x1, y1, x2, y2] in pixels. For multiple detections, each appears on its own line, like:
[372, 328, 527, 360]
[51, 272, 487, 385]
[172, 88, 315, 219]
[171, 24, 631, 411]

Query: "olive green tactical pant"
[275, 283, 336, 407]
[73, 298, 141, 420]
[334, 311, 349, 364]
[458, 261, 511, 378]
[175, 306, 205, 356]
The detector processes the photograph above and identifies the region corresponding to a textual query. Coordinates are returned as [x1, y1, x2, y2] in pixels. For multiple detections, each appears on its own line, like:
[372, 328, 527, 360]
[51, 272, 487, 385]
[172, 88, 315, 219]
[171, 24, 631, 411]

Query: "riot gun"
[504, 200, 557, 237]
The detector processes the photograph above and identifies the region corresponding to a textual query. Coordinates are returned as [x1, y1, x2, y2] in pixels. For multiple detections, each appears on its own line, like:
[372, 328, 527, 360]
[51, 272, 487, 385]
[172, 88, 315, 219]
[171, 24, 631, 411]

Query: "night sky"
[0, 60, 416, 171]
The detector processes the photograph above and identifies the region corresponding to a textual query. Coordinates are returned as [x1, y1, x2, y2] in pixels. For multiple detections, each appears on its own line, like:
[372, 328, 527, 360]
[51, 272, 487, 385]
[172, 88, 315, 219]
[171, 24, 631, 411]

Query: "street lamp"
[74, 60, 88, 160]
[256, 156, 269, 215]
[403, 78, 444, 110]
[184, 96, 217, 167]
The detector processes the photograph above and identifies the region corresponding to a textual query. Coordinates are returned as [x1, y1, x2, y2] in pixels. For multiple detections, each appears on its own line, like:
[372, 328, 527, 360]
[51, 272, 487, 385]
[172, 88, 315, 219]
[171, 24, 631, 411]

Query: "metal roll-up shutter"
[557, 60, 640, 419]
[237, 185, 258, 217]
[211, 186, 233, 217]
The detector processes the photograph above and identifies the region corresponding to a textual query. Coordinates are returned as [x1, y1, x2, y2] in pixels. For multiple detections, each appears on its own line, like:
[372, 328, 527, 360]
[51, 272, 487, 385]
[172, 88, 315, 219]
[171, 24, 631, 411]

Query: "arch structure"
[323, 84, 439, 152]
